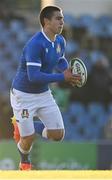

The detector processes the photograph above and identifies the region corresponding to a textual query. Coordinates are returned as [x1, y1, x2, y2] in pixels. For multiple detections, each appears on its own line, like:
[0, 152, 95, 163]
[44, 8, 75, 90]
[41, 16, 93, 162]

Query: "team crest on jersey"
[56, 44, 61, 53]
[21, 109, 29, 118]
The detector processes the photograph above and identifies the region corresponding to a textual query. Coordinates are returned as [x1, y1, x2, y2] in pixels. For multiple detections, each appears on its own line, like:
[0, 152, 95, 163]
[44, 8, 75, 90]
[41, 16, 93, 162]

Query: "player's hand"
[69, 77, 81, 87]
[70, 74, 82, 87]
[63, 68, 81, 86]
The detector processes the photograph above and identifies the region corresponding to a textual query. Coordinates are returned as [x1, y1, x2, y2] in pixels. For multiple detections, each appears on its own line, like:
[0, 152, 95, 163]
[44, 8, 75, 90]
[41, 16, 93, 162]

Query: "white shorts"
[10, 89, 64, 137]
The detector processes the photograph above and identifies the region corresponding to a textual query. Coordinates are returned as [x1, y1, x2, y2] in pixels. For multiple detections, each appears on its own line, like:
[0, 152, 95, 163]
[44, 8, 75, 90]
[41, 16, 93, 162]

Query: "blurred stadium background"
[0, 0, 112, 170]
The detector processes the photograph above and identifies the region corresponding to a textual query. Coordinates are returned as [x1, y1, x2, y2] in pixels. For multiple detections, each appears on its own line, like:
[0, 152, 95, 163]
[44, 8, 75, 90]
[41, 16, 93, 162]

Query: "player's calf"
[17, 134, 35, 170]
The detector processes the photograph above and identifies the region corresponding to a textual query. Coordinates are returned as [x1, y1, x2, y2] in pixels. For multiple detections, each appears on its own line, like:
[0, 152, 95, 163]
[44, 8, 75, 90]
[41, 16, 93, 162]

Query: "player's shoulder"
[56, 34, 66, 47]
[56, 34, 65, 42]
[26, 32, 44, 48]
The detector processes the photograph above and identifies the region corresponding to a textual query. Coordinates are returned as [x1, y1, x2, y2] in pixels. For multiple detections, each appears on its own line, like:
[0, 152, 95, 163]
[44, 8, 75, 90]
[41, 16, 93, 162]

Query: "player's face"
[48, 11, 64, 34]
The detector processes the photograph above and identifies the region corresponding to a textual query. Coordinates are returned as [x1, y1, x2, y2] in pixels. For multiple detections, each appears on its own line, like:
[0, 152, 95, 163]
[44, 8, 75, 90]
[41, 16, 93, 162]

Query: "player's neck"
[42, 29, 56, 42]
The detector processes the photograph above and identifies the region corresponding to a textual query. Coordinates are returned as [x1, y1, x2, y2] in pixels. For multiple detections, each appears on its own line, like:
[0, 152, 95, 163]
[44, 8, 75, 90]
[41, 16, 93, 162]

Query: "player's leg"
[17, 113, 35, 170]
[14, 111, 35, 170]
[46, 129, 64, 141]
[38, 108, 65, 141]
[10, 89, 36, 170]
[37, 90, 65, 141]
[12, 105, 64, 143]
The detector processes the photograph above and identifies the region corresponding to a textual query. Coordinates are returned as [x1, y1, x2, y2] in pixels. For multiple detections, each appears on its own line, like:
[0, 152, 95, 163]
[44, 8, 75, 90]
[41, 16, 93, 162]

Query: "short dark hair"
[39, 6, 61, 27]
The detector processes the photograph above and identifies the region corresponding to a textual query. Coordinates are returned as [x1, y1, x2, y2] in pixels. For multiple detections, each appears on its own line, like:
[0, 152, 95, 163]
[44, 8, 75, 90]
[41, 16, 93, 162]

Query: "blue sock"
[34, 121, 45, 136]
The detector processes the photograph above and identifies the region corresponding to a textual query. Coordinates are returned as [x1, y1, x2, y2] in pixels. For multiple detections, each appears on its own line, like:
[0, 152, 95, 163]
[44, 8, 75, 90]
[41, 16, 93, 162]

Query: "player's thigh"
[13, 108, 35, 137]
[37, 99, 64, 130]
[10, 89, 36, 137]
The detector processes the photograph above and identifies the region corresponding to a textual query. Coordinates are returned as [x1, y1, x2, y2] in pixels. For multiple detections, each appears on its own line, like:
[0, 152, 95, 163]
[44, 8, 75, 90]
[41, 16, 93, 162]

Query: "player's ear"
[44, 18, 50, 26]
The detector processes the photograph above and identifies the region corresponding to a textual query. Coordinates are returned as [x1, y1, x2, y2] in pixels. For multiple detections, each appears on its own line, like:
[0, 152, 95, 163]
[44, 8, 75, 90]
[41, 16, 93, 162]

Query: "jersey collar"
[41, 29, 56, 43]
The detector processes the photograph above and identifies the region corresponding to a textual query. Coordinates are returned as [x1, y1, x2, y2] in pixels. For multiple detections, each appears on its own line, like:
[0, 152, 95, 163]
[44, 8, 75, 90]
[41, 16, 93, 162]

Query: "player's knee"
[54, 131, 64, 141]
[47, 129, 65, 141]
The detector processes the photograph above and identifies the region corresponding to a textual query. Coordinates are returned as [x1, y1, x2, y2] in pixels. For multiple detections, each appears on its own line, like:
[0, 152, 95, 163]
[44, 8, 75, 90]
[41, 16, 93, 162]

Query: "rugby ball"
[69, 58, 87, 87]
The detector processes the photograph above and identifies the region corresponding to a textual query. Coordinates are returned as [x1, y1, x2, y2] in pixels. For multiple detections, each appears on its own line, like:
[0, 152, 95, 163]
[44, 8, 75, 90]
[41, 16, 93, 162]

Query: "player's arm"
[27, 65, 80, 85]
[25, 39, 80, 85]
[56, 36, 69, 72]
[27, 66, 65, 84]
[56, 56, 69, 72]
[25, 40, 64, 84]
[56, 36, 81, 85]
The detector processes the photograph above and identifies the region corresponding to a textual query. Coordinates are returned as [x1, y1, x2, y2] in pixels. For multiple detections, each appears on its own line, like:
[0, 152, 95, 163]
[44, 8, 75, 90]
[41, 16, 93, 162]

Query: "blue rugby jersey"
[12, 30, 69, 93]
